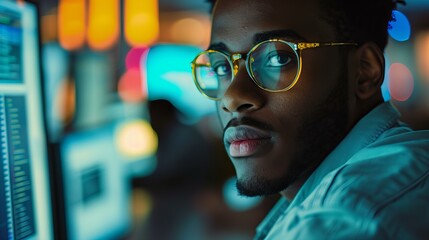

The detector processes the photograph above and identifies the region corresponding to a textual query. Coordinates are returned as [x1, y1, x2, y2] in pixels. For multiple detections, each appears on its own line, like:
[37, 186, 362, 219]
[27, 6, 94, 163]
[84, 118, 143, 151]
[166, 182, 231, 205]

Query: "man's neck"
[280, 173, 311, 201]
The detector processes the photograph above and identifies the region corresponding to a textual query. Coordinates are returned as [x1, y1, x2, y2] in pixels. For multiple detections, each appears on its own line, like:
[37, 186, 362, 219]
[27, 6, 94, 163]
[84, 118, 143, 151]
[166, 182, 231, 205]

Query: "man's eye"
[265, 53, 292, 67]
[214, 64, 231, 76]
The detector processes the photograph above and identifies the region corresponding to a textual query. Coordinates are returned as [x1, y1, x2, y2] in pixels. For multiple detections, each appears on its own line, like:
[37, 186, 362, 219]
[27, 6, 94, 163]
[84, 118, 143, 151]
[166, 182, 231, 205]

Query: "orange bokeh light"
[415, 32, 429, 84]
[58, 0, 86, 50]
[55, 78, 76, 124]
[41, 13, 58, 43]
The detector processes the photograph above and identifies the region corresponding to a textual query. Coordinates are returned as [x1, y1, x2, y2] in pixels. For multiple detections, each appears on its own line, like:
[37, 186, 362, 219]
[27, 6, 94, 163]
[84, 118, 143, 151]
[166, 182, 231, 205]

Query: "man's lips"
[224, 126, 272, 158]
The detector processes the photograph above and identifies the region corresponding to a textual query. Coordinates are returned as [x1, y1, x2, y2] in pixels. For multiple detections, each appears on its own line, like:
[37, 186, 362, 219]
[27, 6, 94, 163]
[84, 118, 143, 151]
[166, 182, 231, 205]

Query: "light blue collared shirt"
[255, 102, 429, 239]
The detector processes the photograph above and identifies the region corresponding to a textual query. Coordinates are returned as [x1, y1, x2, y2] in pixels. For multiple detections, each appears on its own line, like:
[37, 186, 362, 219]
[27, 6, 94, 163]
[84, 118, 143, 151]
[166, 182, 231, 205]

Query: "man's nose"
[220, 61, 264, 113]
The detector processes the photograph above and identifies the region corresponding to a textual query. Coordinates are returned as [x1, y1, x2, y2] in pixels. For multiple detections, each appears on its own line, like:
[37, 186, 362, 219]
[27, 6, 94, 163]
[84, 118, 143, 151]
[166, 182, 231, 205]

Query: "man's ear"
[354, 43, 385, 100]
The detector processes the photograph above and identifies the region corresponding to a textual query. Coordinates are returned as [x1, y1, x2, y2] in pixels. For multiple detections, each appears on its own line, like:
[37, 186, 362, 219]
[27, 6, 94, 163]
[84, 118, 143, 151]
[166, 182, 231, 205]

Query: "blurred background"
[0, 0, 428, 240]
[38, 0, 280, 239]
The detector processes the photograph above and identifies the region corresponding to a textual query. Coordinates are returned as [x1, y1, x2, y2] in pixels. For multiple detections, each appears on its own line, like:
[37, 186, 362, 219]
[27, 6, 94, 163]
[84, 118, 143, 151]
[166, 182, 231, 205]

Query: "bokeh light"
[222, 177, 263, 212]
[388, 10, 411, 42]
[126, 47, 149, 70]
[145, 44, 215, 121]
[115, 120, 158, 159]
[131, 189, 153, 221]
[170, 18, 207, 46]
[388, 63, 414, 102]
[118, 69, 147, 103]
[415, 31, 429, 84]
[124, 0, 159, 47]
[87, 0, 120, 51]
[41, 13, 57, 43]
[381, 54, 391, 101]
[58, 0, 86, 50]
[159, 12, 211, 49]
[55, 78, 76, 124]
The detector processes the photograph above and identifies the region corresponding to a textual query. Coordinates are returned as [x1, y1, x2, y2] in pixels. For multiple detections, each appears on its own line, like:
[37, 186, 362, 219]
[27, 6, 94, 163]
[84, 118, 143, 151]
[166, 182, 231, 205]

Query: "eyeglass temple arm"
[192, 63, 211, 67]
[297, 42, 358, 50]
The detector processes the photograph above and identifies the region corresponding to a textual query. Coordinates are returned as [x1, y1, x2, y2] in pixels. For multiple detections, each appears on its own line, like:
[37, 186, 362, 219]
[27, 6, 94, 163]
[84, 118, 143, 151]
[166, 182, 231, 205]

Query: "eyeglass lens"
[194, 41, 300, 99]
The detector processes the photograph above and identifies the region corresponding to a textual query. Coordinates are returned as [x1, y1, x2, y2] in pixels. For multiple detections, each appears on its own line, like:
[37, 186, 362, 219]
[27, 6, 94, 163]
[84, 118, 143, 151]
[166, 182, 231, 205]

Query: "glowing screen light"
[145, 44, 216, 122]
[115, 120, 158, 159]
[87, 0, 120, 51]
[58, 0, 86, 50]
[388, 10, 411, 42]
[222, 177, 263, 211]
[388, 63, 414, 102]
[124, 0, 159, 47]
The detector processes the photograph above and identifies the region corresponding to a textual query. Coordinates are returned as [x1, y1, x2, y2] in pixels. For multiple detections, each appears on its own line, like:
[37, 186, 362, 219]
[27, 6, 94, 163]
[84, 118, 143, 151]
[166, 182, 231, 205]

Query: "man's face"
[211, 0, 355, 196]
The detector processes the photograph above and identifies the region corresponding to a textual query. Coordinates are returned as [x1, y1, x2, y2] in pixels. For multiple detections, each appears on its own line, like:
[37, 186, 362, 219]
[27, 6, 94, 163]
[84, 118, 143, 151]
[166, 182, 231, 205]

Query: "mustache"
[224, 117, 274, 132]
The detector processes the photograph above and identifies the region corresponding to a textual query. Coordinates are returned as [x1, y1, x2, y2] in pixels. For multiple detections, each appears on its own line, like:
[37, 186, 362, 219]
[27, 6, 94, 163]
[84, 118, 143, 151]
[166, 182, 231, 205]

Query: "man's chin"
[236, 175, 291, 197]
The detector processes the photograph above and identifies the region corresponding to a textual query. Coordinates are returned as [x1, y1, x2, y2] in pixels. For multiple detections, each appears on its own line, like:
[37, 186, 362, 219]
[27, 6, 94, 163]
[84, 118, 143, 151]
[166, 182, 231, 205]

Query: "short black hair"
[207, 0, 406, 51]
[320, 0, 406, 50]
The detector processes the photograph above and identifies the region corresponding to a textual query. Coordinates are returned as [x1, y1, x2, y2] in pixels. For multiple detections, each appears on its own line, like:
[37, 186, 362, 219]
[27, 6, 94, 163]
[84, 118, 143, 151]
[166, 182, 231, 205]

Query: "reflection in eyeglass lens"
[250, 41, 299, 90]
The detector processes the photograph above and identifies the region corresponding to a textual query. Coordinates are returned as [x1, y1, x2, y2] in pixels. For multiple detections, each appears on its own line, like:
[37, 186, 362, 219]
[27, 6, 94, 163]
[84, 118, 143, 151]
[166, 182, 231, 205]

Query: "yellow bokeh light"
[87, 0, 120, 51]
[58, 0, 86, 50]
[115, 120, 158, 159]
[131, 189, 153, 221]
[124, 0, 159, 47]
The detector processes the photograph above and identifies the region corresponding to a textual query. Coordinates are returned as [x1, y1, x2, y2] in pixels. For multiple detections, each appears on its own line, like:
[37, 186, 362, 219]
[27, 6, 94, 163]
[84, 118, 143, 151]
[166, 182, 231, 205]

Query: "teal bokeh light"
[144, 44, 216, 122]
[222, 177, 263, 212]
[382, 54, 391, 101]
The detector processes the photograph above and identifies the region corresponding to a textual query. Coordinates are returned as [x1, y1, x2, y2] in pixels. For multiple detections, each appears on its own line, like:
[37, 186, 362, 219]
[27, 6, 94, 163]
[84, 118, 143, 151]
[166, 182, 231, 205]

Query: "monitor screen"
[0, 1, 53, 240]
[60, 123, 131, 240]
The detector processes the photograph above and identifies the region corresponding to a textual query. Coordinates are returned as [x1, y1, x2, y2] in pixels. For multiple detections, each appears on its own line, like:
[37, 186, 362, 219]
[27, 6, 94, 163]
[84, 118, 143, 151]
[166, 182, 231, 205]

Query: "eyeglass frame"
[191, 39, 358, 100]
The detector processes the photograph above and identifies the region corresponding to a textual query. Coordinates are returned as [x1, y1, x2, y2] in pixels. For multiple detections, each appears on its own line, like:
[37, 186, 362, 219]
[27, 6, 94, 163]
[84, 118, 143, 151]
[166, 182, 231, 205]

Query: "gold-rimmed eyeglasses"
[191, 39, 357, 100]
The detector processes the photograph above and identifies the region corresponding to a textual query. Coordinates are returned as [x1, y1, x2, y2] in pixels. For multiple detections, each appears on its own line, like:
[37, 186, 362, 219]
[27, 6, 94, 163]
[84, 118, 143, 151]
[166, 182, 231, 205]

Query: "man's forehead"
[213, 0, 318, 14]
[208, 29, 307, 52]
[212, 0, 322, 33]
[211, 0, 327, 51]
[213, 0, 279, 20]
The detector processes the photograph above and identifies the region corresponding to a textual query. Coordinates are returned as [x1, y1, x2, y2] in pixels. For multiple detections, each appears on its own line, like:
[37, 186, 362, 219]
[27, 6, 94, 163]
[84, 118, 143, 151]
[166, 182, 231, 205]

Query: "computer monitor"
[60, 123, 131, 240]
[0, 1, 54, 240]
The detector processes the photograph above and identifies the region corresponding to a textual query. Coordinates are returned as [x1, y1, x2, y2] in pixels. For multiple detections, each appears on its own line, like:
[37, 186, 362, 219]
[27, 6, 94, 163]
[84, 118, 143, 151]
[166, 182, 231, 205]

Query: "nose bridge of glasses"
[230, 53, 244, 75]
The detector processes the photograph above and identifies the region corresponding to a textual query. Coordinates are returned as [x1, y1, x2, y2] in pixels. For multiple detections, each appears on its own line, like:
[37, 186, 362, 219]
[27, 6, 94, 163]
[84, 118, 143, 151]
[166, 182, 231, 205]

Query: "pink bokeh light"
[388, 63, 414, 102]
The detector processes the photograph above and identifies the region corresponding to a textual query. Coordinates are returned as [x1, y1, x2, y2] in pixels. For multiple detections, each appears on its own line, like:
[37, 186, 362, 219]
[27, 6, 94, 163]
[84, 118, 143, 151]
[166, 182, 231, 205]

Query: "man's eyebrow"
[207, 30, 306, 52]
[207, 42, 228, 52]
[253, 29, 307, 44]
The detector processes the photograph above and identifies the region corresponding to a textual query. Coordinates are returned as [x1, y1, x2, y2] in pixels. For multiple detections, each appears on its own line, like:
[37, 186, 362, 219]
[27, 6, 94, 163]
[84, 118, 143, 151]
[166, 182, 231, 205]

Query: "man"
[191, 0, 429, 238]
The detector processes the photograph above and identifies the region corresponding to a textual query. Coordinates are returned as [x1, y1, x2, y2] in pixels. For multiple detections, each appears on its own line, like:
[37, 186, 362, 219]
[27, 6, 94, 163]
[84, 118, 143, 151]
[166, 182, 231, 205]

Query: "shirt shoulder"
[320, 128, 429, 206]
[308, 128, 429, 238]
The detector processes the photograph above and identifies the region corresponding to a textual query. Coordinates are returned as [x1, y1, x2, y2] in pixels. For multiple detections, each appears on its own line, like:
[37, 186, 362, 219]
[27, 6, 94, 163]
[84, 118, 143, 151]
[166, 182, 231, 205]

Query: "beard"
[236, 67, 350, 197]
